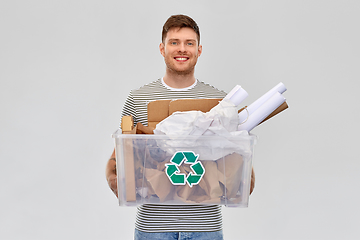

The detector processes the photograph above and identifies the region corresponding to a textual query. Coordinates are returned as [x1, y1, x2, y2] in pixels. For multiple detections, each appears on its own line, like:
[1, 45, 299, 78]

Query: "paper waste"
[153, 83, 287, 159]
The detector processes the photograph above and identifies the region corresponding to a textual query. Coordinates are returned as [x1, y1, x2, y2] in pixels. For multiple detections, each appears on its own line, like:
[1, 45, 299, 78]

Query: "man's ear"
[159, 43, 165, 57]
[198, 44, 202, 57]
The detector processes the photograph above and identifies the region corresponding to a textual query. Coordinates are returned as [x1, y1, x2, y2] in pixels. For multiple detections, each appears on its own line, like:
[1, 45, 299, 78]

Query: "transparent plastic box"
[112, 130, 256, 207]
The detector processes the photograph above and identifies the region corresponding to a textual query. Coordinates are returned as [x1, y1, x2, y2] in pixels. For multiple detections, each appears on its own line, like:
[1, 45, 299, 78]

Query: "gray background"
[1, 0, 359, 239]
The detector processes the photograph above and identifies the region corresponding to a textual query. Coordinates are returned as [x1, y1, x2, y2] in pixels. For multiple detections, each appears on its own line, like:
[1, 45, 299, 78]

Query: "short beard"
[164, 58, 197, 77]
[167, 66, 195, 76]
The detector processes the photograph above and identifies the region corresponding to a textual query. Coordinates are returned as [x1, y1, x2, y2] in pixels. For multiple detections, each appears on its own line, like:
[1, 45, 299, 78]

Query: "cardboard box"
[147, 98, 288, 128]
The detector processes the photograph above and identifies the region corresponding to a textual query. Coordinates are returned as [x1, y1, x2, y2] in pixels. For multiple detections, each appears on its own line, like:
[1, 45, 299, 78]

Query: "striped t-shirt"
[120, 78, 227, 232]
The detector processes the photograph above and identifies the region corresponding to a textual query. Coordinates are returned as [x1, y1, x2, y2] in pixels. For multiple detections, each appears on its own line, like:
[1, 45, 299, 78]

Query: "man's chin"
[170, 68, 194, 76]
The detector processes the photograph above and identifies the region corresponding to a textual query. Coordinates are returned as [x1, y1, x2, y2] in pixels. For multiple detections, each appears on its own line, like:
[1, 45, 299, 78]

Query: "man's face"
[159, 27, 202, 76]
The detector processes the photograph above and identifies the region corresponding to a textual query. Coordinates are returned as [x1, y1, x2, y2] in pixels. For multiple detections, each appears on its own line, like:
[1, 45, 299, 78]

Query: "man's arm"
[105, 149, 118, 197]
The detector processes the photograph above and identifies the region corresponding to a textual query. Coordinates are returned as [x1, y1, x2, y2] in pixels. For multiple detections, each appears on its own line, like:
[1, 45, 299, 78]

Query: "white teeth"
[175, 58, 187, 60]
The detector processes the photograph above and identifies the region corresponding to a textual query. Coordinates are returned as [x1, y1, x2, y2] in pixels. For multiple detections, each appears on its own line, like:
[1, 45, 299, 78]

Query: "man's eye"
[171, 42, 177, 45]
[187, 42, 194, 46]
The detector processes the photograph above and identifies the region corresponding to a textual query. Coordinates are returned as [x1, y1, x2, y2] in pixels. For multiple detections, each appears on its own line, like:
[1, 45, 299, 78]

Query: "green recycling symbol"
[165, 151, 205, 187]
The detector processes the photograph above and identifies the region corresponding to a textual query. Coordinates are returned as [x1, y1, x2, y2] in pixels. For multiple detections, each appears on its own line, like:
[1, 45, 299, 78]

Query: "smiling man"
[106, 14, 229, 240]
[160, 25, 202, 88]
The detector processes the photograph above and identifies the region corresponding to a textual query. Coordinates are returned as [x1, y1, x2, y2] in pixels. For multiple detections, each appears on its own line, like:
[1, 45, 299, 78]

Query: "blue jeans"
[134, 229, 224, 240]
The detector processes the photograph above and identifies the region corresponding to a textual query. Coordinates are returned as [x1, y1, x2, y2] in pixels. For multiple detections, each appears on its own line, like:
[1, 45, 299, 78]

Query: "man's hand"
[106, 150, 118, 198]
[107, 172, 118, 197]
[250, 167, 255, 195]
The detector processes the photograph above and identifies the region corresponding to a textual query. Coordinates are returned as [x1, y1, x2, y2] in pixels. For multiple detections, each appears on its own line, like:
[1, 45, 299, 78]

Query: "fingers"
[108, 175, 118, 197]
[250, 167, 255, 194]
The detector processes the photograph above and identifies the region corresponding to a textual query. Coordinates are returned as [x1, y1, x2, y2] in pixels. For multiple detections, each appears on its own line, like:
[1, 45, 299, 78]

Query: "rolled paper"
[238, 92, 286, 132]
[224, 85, 248, 106]
[258, 101, 288, 125]
[238, 82, 286, 123]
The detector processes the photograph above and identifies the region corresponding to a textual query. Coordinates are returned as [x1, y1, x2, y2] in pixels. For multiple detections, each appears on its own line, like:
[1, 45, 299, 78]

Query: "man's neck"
[163, 71, 196, 89]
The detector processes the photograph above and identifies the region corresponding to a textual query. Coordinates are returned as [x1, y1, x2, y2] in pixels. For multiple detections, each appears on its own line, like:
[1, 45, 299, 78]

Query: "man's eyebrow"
[167, 38, 196, 42]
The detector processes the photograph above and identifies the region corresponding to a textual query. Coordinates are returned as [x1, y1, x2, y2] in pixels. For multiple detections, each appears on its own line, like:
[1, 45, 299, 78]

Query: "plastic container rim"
[112, 129, 257, 142]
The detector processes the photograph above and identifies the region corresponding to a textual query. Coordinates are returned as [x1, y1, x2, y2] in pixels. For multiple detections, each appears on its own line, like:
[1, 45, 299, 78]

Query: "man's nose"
[178, 43, 186, 52]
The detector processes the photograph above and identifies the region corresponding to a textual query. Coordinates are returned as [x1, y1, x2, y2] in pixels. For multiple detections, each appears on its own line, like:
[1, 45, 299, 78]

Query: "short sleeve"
[119, 91, 137, 129]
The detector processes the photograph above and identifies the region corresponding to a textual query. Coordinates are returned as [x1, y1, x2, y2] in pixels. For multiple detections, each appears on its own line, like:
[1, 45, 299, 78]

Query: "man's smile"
[174, 57, 189, 61]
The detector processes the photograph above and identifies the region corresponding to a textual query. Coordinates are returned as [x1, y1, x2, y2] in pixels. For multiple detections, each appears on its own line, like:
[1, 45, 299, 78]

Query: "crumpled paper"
[153, 99, 253, 160]
[154, 98, 239, 136]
